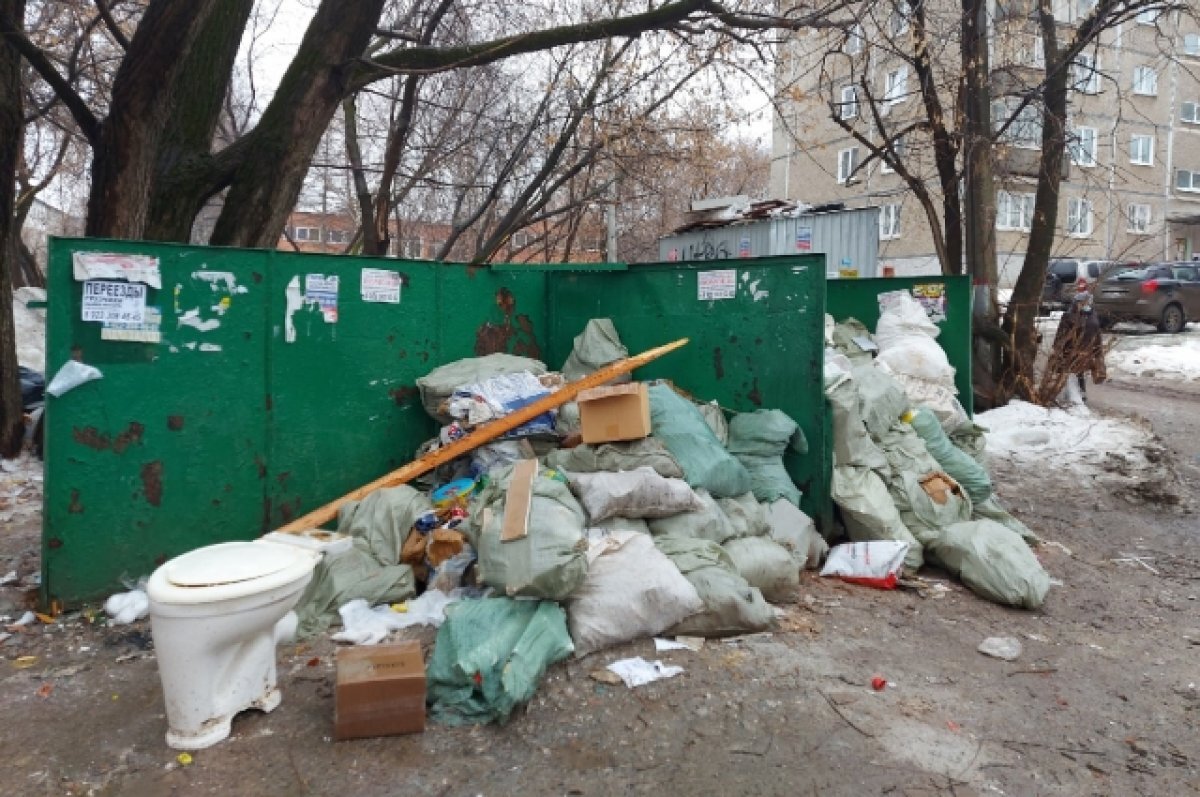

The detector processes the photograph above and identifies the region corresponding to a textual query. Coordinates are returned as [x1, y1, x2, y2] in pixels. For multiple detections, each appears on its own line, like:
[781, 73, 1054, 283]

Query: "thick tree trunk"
[961, 0, 1002, 409]
[86, 0, 222, 238]
[209, 0, 387, 248]
[142, 0, 255, 242]
[0, 0, 27, 458]
[1002, 1, 1069, 401]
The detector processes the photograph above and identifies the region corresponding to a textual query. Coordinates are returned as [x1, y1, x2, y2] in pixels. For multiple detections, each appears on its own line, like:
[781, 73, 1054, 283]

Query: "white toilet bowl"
[147, 540, 320, 750]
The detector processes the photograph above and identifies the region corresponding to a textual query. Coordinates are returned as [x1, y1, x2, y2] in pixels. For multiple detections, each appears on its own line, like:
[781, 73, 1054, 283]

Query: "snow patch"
[1107, 337, 1200, 382]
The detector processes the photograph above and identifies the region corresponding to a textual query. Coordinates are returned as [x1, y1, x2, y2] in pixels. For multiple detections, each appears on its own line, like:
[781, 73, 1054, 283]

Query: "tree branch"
[93, 0, 130, 50]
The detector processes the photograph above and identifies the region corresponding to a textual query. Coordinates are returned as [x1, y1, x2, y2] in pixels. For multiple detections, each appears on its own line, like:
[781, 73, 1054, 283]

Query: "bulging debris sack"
[830, 317, 875, 366]
[569, 467, 702, 522]
[544, 437, 684, 479]
[820, 540, 910, 589]
[828, 379, 888, 471]
[850, 364, 910, 438]
[874, 291, 956, 384]
[908, 407, 992, 504]
[889, 470, 973, 547]
[561, 319, 629, 383]
[697, 402, 729, 445]
[721, 536, 800, 602]
[874, 421, 941, 478]
[831, 465, 923, 570]
[417, 353, 547, 423]
[892, 371, 969, 433]
[727, 410, 804, 506]
[567, 531, 703, 656]
[972, 496, 1040, 545]
[588, 516, 651, 536]
[474, 466, 589, 601]
[295, 486, 425, 638]
[648, 383, 751, 498]
[766, 499, 827, 570]
[927, 520, 1050, 609]
[715, 492, 771, 538]
[647, 488, 737, 544]
[654, 535, 774, 637]
[427, 598, 574, 725]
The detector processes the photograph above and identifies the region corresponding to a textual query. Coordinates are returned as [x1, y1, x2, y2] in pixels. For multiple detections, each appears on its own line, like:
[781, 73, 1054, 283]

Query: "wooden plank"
[499, 459, 537, 542]
[272, 337, 688, 534]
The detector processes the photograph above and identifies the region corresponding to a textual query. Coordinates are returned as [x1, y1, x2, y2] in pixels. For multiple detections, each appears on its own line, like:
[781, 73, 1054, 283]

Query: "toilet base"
[165, 687, 282, 751]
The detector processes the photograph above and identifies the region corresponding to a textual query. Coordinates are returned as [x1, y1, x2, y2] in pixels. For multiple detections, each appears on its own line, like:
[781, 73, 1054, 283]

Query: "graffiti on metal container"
[683, 235, 731, 261]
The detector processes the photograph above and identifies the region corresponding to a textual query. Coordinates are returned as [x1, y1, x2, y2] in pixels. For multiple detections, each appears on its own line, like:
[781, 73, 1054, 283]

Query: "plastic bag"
[569, 467, 702, 522]
[427, 598, 574, 725]
[331, 590, 464, 645]
[105, 581, 149, 625]
[561, 319, 629, 382]
[831, 465, 923, 570]
[648, 383, 751, 498]
[820, 540, 910, 589]
[721, 536, 800, 602]
[647, 488, 737, 544]
[927, 520, 1050, 609]
[474, 468, 589, 601]
[417, 354, 546, 423]
[875, 291, 940, 346]
[908, 407, 992, 504]
[850, 364, 910, 438]
[828, 380, 888, 471]
[766, 499, 827, 570]
[567, 532, 703, 656]
[653, 535, 775, 638]
[874, 292, 955, 384]
[891, 372, 969, 433]
[727, 410, 804, 506]
[544, 437, 684, 479]
[450, 371, 555, 438]
[714, 492, 771, 539]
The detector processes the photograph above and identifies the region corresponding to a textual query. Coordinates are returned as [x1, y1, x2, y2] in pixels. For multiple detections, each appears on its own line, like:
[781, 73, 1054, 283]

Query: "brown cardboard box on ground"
[335, 640, 426, 740]
[577, 382, 651, 444]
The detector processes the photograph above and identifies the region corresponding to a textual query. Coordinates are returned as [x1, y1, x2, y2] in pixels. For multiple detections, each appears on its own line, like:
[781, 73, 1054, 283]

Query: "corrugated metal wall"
[657, 207, 880, 278]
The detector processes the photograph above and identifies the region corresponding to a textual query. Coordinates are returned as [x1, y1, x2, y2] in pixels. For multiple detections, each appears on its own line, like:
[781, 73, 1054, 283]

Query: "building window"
[837, 147, 859, 183]
[1127, 203, 1152, 234]
[1071, 53, 1100, 93]
[1071, 126, 1098, 167]
[839, 85, 859, 119]
[1183, 101, 1200, 124]
[1019, 33, 1045, 68]
[511, 231, 531, 248]
[881, 136, 906, 174]
[1136, 8, 1160, 25]
[889, 7, 909, 36]
[1067, 197, 1093, 237]
[1053, 0, 1096, 24]
[1184, 34, 1200, 57]
[994, 99, 1043, 149]
[996, 190, 1035, 231]
[1130, 134, 1155, 165]
[1132, 65, 1158, 96]
[879, 204, 901, 239]
[293, 226, 320, 241]
[845, 23, 864, 55]
[1178, 169, 1200, 192]
[884, 67, 908, 105]
[399, 238, 422, 258]
[326, 229, 351, 244]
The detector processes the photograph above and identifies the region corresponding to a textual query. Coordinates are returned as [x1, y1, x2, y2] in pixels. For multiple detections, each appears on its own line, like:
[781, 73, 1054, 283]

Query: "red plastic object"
[871, 676, 887, 691]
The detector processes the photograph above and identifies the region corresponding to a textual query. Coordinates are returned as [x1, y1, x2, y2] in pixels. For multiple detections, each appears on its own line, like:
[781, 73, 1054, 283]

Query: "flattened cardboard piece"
[501, 458, 538, 542]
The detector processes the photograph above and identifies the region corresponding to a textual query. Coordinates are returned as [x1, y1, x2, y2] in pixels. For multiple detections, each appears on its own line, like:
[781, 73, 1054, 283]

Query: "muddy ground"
[0, 373, 1197, 796]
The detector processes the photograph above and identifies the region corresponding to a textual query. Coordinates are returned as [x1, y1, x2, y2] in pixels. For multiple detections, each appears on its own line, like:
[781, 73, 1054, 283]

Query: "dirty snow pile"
[1107, 334, 1200, 383]
[0, 453, 43, 526]
[977, 400, 1170, 497]
[13, 287, 47, 372]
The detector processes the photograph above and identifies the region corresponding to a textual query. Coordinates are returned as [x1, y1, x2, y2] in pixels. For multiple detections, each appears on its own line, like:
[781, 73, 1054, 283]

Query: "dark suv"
[1093, 262, 1200, 333]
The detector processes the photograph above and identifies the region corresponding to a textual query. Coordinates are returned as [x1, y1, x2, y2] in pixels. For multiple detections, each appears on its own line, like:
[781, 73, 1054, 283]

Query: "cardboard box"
[577, 382, 651, 444]
[334, 640, 426, 740]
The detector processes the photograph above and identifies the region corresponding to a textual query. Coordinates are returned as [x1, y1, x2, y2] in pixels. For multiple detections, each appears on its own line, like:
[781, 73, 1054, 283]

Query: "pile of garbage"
[826, 291, 1050, 610]
[291, 318, 826, 725]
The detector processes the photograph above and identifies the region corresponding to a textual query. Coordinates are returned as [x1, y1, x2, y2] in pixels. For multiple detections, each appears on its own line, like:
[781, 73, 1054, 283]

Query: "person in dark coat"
[1051, 289, 1106, 401]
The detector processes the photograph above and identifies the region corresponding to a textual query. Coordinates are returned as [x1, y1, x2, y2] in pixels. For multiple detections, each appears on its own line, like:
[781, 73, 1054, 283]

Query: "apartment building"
[771, 2, 1200, 285]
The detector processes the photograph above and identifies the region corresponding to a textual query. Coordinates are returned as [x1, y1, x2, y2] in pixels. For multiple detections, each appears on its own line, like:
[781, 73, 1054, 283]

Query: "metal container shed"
[657, 206, 880, 279]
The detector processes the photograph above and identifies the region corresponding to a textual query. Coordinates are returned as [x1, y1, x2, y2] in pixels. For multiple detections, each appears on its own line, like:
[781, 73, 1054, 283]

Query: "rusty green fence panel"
[546, 256, 830, 528]
[43, 239, 827, 605]
[826, 276, 973, 414]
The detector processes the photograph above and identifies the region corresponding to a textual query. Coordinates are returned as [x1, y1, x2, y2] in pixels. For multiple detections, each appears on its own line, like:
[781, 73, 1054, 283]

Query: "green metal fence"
[43, 239, 828, 605]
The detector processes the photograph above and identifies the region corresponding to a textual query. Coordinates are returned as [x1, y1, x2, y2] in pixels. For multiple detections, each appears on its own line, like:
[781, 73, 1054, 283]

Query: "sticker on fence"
[795, 226, 812, 251]
[72, 253, 161, 289]
[101, 306, 162, 343]
[82, 280, 147, 324]
[912, 283, 947, 323]
[360, 268, 401, 304]
[697, 269, 736, 301]
[305, 274, 339, 323]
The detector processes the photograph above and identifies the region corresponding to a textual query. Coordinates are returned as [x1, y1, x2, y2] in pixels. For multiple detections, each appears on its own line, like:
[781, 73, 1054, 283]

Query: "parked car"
[1093, 262, 1200, 333]
[1041, 259, 1129, 311]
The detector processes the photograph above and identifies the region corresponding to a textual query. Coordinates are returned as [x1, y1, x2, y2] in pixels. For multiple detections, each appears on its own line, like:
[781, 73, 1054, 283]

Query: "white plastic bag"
[331, 589, 464, 645]
[569, 467, 703, 522]
[104, 588, 149, 624]
[567, 532, 703, 656]
[820, 540, 910, 589]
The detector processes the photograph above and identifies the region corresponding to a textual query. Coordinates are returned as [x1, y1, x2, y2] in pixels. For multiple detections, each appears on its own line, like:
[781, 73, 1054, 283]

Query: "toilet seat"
[148, 541, 319, 605]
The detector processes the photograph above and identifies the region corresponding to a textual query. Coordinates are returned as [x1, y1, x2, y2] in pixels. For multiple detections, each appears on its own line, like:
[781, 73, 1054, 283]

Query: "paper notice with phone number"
[81, 280, 146, 324]
[360, 268, 401, 303]
[698, 269, 736, 300]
